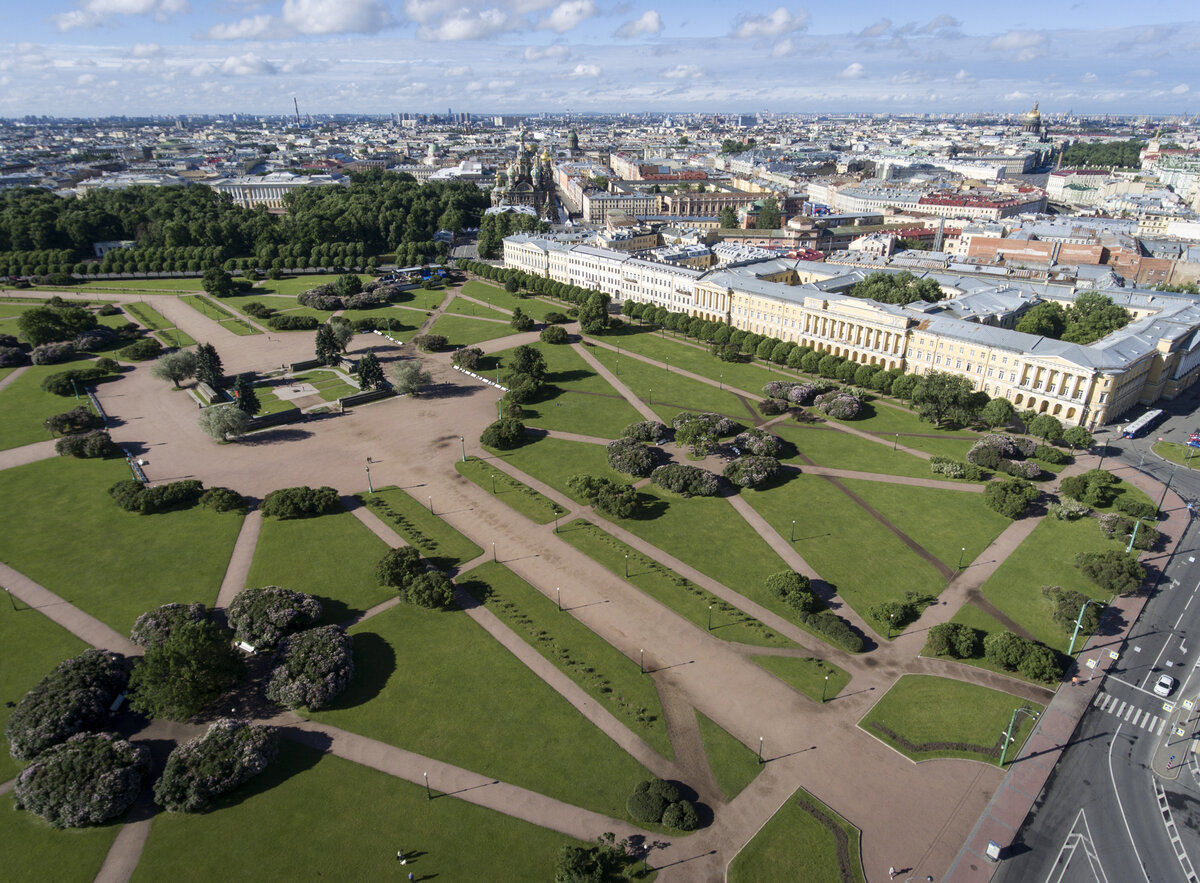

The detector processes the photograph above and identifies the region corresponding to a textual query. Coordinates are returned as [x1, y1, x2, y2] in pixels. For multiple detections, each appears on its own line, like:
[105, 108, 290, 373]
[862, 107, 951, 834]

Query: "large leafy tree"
[127, 619, 243, 720]
[1062, 293, 1131, 345]
[357, 352, 385, 390]
[848, 271, 943, 305]
[198, 405, 250, 441]
[201, 267, 235, 298]
[1015, 301, 1066, 338]
[910, 371, 981, 426]
[756, 197, 781, 230]
[392, 359, 431, 396]
[150, 350, 198, 388]
[578, 292, 610, 334]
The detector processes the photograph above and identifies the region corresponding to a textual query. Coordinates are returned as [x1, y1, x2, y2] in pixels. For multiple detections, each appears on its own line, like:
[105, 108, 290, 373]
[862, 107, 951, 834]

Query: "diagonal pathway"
[572, 341, 660, 422]
[798, 464, 986, 492]
[0, 562, 140, 656]
[0, 364, 29, 394]
[213, 510, 263, 609]
[0, 438, 58, 471]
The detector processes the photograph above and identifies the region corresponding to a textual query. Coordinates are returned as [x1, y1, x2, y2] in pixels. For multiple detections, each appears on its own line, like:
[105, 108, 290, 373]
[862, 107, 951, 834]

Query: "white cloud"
[1081, 72, 1098, 82]
[1173, 83, 1190, 94]
[539, 0, 596, 34]
[1004, 90, 1029, 101]
[421, 8, 513, 40]
[838, 62, 865, 79]
[52, 0, 188, 31]
[219, 53, 277, 76]
[282, 0, 393, 35]
[771, 38, 793, 57]
[1128, 68, 1155, 78]
[444, 65, 472, 77]
[663, 64, 701, 79]
[858, 19, 890, 39]
[206, 14, 273, 39]
[988, 30, 1047, 61]
[566, 63, 600, 77]
[131, 42, 161, 57]
[954, 69, 973, 81]
[615, 9, 662, 39]
[733, 6, 808, 40]
[917, 14, 960, 34]
[76, 73, 97, 85]
[524, 44, 570, 61]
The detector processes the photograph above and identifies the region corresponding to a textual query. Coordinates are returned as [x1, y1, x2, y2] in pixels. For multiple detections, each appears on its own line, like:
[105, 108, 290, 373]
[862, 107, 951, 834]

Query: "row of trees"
[476, 210, 549, 259]
[1014, 293, 1131, 346]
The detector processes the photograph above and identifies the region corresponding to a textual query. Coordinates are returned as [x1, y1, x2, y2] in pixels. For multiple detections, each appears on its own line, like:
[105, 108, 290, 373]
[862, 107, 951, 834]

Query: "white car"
[1154, 674, 1177, 697]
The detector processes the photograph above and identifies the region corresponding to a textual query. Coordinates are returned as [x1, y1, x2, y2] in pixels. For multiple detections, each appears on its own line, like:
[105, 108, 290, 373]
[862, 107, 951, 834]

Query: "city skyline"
[0, 1, 1198, 117]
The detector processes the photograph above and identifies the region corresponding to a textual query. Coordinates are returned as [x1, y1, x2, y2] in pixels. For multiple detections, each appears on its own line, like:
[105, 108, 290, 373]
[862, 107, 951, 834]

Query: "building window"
[1099, 393, 1108, 403]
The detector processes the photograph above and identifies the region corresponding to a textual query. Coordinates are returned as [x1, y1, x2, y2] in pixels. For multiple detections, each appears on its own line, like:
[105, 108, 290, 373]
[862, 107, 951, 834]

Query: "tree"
[17, 305, 97, 346]
[315, 324, 339, 366]
[1027, 413, 1063, 442]
[1062, 426, 1093, 450]
[154, 720, 278, 813]
[194, 342, 224, 388]
[1075, 550, 1146, 595]
[150, 349, 198, 388]
[44, 405, 104, 436]
[567, 474, 640, 518]
[330, 320, 355, 352]
[910, 371, 979, 426]
[504, 277, 520, 294]
[578, 291, 610, 334]
[198, 405, 250, 441]
[984, 478, 1038, 518]
[554, 833, 632, 883]
[232, 373, 260, 415]
[392, 359, 432, 396]
[227, 586, 322, 649]
[983, 631, 1032, 670]
[979, 397, 1014, 429]
[266, 625, 355, 709]
[127, 619, 244, 720]
[1015, 301, 1066, 338]
[333, 273, 362, 298]
[201, 267, 235, 298]
[506, 344, 548, 382]
[756, 197, 781, 230]
[130, 602, 209, 648]
[510, 307, 534, 332]
[848, 271, 943, 305]
[358, 352, 385, 390]
[719, 206, 739, 228]
[14, 732, 149, 828]
[1062, 292, 1130, 344]
[480, 417, 526, 449]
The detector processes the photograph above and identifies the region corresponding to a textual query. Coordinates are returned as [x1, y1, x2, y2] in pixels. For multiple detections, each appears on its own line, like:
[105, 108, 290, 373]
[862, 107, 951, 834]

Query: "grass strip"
[455, 457, 563, 524]
[695, 711, 761, 801]
[750, 655, 850, 703]
[359, 485, 483, 570]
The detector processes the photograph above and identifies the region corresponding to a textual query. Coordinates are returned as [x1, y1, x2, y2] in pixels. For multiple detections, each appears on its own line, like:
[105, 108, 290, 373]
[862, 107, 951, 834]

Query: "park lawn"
[488, 435, 630, 505]
[358, 486, 483, 570]
[695, 711, 762, 801]
[212, 293, 301, 318]
[923, 602, 1060, 686]
[0, 359, 105, 451]
[0, 458, 244, 634]
[247, 387, 297, 415]
[427, 313, 519, 348]
[85, 277, 206, 291]
[462, 280, 564, 321]
[0, 603, 89, 782]
[391, 289, 449, 312]
[838, 479, 1009, 571]
[887, 433, 977, 461]
[179, 295, 260, 335]
[1152, 441, 1200, 471]
[445, 295, 509, 319]
[115, 301, 171, 332]
[0, 302, 60, 337]
[245, 510, 393, 625]
[132, 740, 576, 883]
[307, 602, 653, 818]
[729, 785, 865, 883]
[455, 457, 563, 524]
[461, 561, 673, 760]
[557, 519, 797, 649]
[979, 514, 1132, 652]
[774, 423, 935, 480]
[153, 328, 198, 347]
[253, 274, 372, 297]
[1, 793, 122, 883]
[859, 674, 1042, 765]
[840, 400, 942, 435]
[750, 655, 850, 703]
[1103, 477, 1157, 513]
[585, 339, 754, 422]
[743, 474, 948, 618]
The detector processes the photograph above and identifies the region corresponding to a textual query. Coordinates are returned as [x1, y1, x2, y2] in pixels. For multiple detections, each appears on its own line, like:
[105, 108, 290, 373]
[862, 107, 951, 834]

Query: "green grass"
[153, 328, 198, 347]
[0, 359, 104, 451]
[461, 561, 672, 759]
[695, 711, 762, 801]
[743, 474, 948, 618]
[445, 295, 510, 318]
[924, 602, 1056, 686]
[775, 422, 936, 480]
[489, 435, 630, 505]
[245, 510, 394, 625]
[307, 601, 653, 817]
[74, 278, 207, 291]
[252, 370, 357, 414]
[427, 313, 520, 348]
[556, 519, 797, 649]
[859, 674, 1042, 765]
[1, 792, 122, 883]
[178, 295, 260, 335]
[391, 289, 449, 312]
[0, 603, 89, 782]
[454, 457, 563, 524]
[729, 785, 865, 883]
[252, 274, 372, 297]
[121, 301, 173, 331]
[462, 280, 566, 321]
[0, 458, 244, 635]
[750, 655, 851, 703]
[838, 479, 1009, 571]
[131, 740, 577, 883]
[979, 515, 1132, 652]
[359, 486, 483, 570]
[1152, 441, 1200, 470]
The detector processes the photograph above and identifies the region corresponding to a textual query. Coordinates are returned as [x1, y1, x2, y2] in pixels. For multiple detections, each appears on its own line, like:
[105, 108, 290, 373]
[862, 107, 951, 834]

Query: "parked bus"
[1122, 409, 1164, 438]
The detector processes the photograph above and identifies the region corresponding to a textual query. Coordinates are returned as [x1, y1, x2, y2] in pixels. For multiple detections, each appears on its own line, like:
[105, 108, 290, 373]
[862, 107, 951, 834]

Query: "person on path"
[889, 868, 896, 880]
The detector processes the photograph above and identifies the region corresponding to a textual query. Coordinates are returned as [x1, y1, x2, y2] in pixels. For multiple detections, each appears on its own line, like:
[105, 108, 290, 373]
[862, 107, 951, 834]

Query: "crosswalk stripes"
[1093, 690, 1165, 733]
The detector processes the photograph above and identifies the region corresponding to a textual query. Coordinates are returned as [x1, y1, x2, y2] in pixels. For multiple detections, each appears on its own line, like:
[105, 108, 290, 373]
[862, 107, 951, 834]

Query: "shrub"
[983, 631, 1032, 670]
[30, 342, 77, 365]
[671, 411, 739, 436]
[762, 380, 796, 400]
[44, 405, 103, 436]
[539, 324, 568, 344]
[796, 612, 864, 652]
[451, 346, 484, 370]
[1075, 550, 1146, 594]
[200, 486, 247, 513]
[115, 338, 163, 361]
[413, 333, 447, 352]
[813, 391, 861, 419]
[154, 719, 278, 813]
[983, 478, 1038, 518]
[606, 436, 656, 477]
[297, 288, 343, 311]
[925, 623, 981, 659]
[54, 429, 116, 458]
[345, 290, 387, 310]
[405, 571, 456, 609]
[480, 418, 526, 450]
[758, 397, 787, 416]
[1018, 645, 1064, 683]
[1043, 586, 1103, 632]
[650, 464, 720, 497]
[1060, 469, 1119, 507]
[109, 479, 204, 514]
[734, 428, 781, 457]
[241, 302, 275, 319]
[1035, 445, 1069, 465]
[0, 345, 28, 367]
[267, 314, 320, 331]
[998, 459, 1042, 480]
[967, 434, 1023, 466]
[765, 571, 816, 614]
[627, 788, 667, 824]
[1049, 499, 1091, 520]
[14, 732, 149, 828]
[787, 383, 822, 405]
[929, 457, 984, 481]
[662, 799, 699, 831]
[41, 364, 117, 396]
[622, 420, 669, 443]
[97, 304, 121, 316]
[226, 587, 322, 649]
[260, 485, 341, 519]
[544, 311, 569, 324]
[723, 456, 780, 489]
[1115, 496, 1158, 520]
[130, 602, 209, 648]
[4, 649, 128, 761]
[568, 474, 641, 518]
[377, 546, 426, 589]
[510, 308, 534, 332]
[265, 626, 355, 710]
[1097, 513, 1158, 550]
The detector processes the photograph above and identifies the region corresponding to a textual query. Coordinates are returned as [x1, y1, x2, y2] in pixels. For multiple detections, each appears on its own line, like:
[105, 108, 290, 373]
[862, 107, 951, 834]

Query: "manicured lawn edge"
[455, 456, 563, 524]
[750, 654, 850, 703]
[695, 711, 761, 801]
[358, 486, 483, 569]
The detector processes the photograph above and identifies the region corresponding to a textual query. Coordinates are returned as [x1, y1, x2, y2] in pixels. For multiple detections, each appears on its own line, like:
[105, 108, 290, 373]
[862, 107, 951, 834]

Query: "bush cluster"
[44, 405, 104, 436]
[241, 302, 274, 319]
[266, 625, 355, 710]
[606, 436, 656, 477]
[723, 455, 780, 489]
[925, 623, 982, 659]
[480, 417, 526, 450]
[55, 429, 117, 458]
[260, 485, 341, 519]
[1035, 444, 1070, 465]
[650, 464, 720, 498]
[154, 719, 278, 813]
[73, 327, 119, 351]
[226, 587, 322, 649]
[4, 649, 129, 760]
[1049, 498, 1091, 520]
[929, 457, 984, 481]
[983, 478, 1038, 518]
[622, 420, 669, 443]
[626, 779, 698, 830]
[983, 631, 1063, 683]
[967, 434, 1031, 467]
[543, 311, 569, 324]
[268, 314, 319, 331]
[997, 459, 1043, 480]
[733, 428, 781, 457]
[1060, 469, 1119, 508]
[41, 361, 119, 396]
[765, 571, 817, 615]
[345, 290, 387, 310]
[31, 342, 77, 365]
[0, 345, 28, 366]
[812, 391, 861, 419]
[412, 333, 447, 352]
[376, 547, 455, 609]
[671, 411, 739, 437]
[1115, 496, 1158, 520]
[539, 324, 568, 344]
[200, 486, 247, 513]
[115, 338, 163, 361]
[451, 346, 484, 370]
[758, 397, 787, 416]
[568, 474, 641, 518]
[1097, 513, 1159, 550]
[110, 479, 204, 514]
[1043, 586, 1104, 633]
[130, 602, 209, 648]
[1075, 549, 1146, 594]
[297, 286, 344, 311]
[14, 732, 149, 828]
[797, 611, 864, 652]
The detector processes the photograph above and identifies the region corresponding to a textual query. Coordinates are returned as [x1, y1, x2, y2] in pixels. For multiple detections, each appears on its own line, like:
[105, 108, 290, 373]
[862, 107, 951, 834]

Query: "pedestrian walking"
[889, 868, 896, 880]
[407, 874, 414, 882]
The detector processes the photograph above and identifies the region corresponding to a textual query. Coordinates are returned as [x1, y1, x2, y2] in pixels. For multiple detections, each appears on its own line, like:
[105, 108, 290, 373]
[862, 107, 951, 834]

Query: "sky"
[0, 0, 1198, 117]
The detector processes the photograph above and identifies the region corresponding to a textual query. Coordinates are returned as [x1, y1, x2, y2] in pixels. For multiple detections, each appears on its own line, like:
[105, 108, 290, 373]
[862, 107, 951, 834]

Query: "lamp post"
[1156, 465, 1179, 518]
[557, 587, 561, 611]
[490, 473, 496, 495]
[1126, 519, 1143, 554]
[957, 546, 966, 570]
[459, 435, 466, 462]
[71, 378, 80, 400]
[1000, 708, 1040, 767]
[649, 387, 652, 404]
[894, 433, 898, 451]
[707, 604, 713, 631]
[640, 648, 644, 674]
[822, 674, 830, 703]
[719, 373, 723, 390]
[492, 541, 496, 562]
[757, 736, 764, 765]
[365, 463, 373, 494]
[553, 510, 559, 534]
[888, 613, 895, 640]
[428, 495, 433, 514]
[424, 771, 431, 800]
[497, 399, 502, 420]
[790, 519, 796, 542]
[625, 553, 629, 578]
[665, 357, 669, 373]
[1068, 599, 1107, 656]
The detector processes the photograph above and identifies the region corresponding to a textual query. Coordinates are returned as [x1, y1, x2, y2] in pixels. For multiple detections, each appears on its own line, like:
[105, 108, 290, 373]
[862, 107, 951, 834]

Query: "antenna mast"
[293, 97, 301, 127]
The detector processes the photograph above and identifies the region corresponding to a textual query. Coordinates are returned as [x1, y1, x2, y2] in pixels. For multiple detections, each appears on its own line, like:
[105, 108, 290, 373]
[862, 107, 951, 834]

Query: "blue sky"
[0, 1, 1197, 116]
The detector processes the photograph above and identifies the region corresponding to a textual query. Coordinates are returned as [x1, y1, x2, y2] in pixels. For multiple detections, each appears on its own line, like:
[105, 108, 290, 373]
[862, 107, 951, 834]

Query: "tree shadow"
[631, 491, 669, 520]
[549, 368, 593, 386]
[665, 779, 714, 830]
[238, 427, 315, 445]
[315, 631, 396, 710]
[204, 735, 329, 812]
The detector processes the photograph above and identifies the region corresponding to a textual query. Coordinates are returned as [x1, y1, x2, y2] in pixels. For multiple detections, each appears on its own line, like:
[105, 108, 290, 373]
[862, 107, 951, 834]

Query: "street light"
[640, 648, 644, 674]
[490, 473, 496, 495]
[624, 552, 629, 578]
[1068, 599, 1107, 656]
[757, 736, 764, 764]
[1156, 464, 1179, 518]
[1000, 707, 1040, 767]
[888, 613, 895, 640]
[707, 604, 713, 631]
[1126, 519, 1143, 554]
[957, 546, 966, 570]
[822, 674, 830, 703]
[556, 587, 561, 611]
[424, 771, 431, 800]
[428, 495, 433, 514]
[365, 463, 373, 494]
[893, 433, 898, 451]
[790, 519, 796, 542]
[459, 435, 466, 462]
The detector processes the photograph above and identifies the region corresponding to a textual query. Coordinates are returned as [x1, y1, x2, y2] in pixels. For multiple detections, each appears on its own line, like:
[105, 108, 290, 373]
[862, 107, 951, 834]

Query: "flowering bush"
[266, 625, 355, 710]
[998, 459, 1043, 480]
[671, 411, 740, 437]
[606, 436, 656, 477]
[130, 602, 209, 648]
[967, 434, 1025, 467]
[734, 429, 782, 457]
[14, 732, 149, 828]
[813, 392, 861, 420]
[297, 285, 344, 311]
[5, 649, 128, 761]
[451, 346, 484, 370]
[651, 464, 720, 497]
[153, 719, 277, 813]
[344, 290, 387, 310]
[31, 342, 77, 365]
[929, 457, 984, 481]
[723, 455, 780, 489]
[0, 345, 28, 367]
[73, 327, 118, 351]
[1012, 436, 1038, 457]
[762, 381, 796, 400]
[622, 420, 669, 443]
[1049, 499, 1091, 520]
[226, 587, 322, 650]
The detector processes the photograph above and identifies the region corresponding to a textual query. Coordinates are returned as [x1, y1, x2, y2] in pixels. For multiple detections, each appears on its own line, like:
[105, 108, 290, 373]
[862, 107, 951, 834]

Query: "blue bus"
[1122, 409, 1163, 439]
